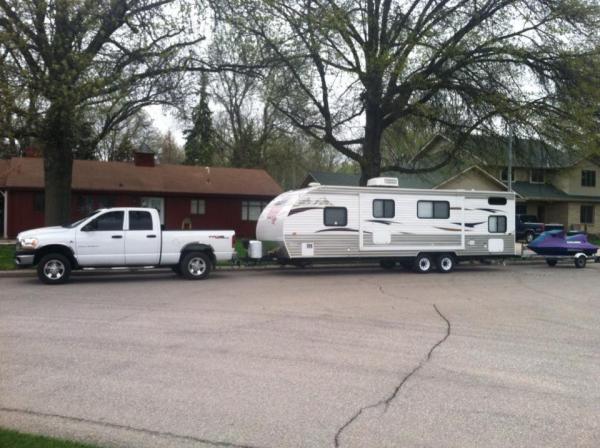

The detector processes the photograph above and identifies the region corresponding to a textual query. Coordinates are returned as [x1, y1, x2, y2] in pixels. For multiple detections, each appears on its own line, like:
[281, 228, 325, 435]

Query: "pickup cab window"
[129, 211, 153, 231]
[84, 211, 124, 231]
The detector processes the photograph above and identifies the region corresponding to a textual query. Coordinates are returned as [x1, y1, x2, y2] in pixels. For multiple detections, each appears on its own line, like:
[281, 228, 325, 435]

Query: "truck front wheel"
[37, 253, 72, 285]
[180, 252, 212, 280]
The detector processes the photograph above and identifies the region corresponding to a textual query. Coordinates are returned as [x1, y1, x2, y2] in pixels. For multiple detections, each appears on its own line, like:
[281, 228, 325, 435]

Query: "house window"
[372, 199, 395, 218]
[580, 205, 594, 224]
[417, 201, 449, 219]
[501, 167, 515, 182]
[78, 195, 95, 215]
[488, 216, 507, 233]
[129, 211, 153, 231]
[516, 203, 527, 215]
[96, 195, 115, 209]
[34, 192, 45, 212]
[581, 170, 596, 187]
[324, 207, 347, 226]
[242, 201, 267, 221]
[530, 169, 544, 183]
[191, 199, 206, 215]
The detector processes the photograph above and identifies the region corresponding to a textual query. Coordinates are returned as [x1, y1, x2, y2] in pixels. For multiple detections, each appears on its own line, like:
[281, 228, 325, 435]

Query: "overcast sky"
[146, 105, 186, 146]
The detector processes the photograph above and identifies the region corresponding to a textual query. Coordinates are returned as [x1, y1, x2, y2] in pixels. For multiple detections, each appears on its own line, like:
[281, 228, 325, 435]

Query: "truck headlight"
[18, 237, 39, 250]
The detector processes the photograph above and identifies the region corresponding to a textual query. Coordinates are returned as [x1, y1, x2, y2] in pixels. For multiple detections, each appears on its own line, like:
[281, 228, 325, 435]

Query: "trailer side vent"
[367, 177, 399, 187]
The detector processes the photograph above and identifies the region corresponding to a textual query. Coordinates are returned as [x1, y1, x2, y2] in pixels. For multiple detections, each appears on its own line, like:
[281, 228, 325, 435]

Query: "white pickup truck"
[14, 207, 235, 284]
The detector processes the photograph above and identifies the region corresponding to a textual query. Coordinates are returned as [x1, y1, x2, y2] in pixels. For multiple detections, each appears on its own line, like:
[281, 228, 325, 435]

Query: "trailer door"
[359, 193, 397, 250]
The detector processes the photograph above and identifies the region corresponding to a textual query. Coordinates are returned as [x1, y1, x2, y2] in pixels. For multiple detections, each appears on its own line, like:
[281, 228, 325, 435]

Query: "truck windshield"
[62, 210, 102, 228]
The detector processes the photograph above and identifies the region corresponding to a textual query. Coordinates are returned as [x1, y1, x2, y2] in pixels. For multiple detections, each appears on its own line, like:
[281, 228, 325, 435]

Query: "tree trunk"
[43, 100, 75, 226]
[359, 103, 383, 186]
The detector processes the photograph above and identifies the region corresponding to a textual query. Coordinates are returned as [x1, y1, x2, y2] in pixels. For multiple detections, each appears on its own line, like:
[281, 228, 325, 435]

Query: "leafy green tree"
[216, 0, 600, 184]
[184, 73, 214, 165]
[0, 0, 206, 225]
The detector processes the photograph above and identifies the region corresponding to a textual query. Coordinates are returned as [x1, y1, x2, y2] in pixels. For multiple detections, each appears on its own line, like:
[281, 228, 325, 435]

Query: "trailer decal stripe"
[452, 221, 485, 228]
[315, 228, 359, 233]
[288, 207, 322, 216]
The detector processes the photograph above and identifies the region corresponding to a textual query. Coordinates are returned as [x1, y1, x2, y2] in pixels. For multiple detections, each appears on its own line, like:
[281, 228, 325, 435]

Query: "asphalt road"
[1, 263, 599, 448]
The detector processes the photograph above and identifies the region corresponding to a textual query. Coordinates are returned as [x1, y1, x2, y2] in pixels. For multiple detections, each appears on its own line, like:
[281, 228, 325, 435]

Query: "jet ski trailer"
[527, 230, 600, 268]
[251, 177, 518, 273]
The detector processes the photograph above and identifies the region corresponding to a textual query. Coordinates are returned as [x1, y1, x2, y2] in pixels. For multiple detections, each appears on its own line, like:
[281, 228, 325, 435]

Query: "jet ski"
[528, 230, 599, 257]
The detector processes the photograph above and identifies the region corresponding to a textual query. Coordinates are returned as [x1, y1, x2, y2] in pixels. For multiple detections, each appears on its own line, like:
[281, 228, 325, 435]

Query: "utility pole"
[507, 126, 513, 192]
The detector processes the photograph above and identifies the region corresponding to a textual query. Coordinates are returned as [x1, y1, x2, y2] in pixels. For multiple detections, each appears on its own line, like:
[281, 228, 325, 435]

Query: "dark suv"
[515, 214, 545, 243]
[515, 214, 564, 242]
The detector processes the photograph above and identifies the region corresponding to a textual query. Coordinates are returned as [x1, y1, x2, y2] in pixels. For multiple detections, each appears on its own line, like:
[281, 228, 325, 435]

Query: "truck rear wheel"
[181, 252, 212, 280]
[37, 253, 72, 285]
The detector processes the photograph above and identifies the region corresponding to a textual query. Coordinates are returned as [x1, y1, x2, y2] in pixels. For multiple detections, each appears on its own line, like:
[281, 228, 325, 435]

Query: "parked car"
[14, 208, 235, 284]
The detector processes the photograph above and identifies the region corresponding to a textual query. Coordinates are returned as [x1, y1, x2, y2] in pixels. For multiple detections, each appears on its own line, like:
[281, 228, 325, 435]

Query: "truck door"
[76, 211, 125, 266]
[125, 210, 160, 265]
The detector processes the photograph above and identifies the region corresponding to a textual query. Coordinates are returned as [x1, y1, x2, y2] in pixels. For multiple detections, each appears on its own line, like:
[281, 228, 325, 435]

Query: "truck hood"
[17, 226, 68, 239]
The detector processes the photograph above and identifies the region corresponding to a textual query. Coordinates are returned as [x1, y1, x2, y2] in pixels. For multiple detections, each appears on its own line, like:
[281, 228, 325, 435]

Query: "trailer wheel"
[379, 260, 395, 270]
[545, 258, 558, 267]
[574, 254, 587, 269]
[37, 253, 72, 285]
[414, 254, 433, 273]
[436, 254, 455, 273]
[180, 252, 212, 280]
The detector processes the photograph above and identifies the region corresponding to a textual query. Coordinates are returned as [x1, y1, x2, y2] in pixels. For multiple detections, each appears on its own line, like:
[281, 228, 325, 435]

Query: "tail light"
[232, 235, 236, 249]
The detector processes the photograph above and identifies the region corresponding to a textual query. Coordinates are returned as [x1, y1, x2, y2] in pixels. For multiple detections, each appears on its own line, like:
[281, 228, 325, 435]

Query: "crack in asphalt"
[0, 407, 265, 448]
[333, 304, 451, 448]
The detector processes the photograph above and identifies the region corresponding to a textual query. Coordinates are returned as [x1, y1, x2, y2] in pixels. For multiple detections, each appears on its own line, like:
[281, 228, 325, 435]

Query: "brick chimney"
[133, 151, 155, 167]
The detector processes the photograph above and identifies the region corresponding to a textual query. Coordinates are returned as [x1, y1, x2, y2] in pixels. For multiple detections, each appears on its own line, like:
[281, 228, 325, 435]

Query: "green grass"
[589, 234, 600, 246]
[0, 428, 104, 448]
[0, 244, 15, 270]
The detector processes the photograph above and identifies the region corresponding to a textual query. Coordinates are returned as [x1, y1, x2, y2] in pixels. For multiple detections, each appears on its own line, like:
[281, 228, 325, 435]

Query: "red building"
[0, 153, 282, 239]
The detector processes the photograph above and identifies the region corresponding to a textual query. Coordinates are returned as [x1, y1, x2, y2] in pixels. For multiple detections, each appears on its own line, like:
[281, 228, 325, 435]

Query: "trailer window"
[324, 207, 347, 226]
[373, 199, 395, 218]
[489, 216, 507, 233]
[488, 197, 507, 206]
[417, 201, 449, 219]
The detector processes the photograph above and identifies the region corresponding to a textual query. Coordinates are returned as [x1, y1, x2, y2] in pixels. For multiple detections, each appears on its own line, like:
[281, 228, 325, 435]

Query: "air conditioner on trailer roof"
[367, 177, 399, 187]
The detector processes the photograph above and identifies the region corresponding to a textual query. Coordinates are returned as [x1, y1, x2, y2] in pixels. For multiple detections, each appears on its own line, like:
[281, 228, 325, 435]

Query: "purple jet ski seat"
[528, 230, 599, 256]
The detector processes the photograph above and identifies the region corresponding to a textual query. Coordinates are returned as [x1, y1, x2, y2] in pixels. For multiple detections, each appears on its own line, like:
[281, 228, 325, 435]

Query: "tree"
[217, 0, 600, 184]
[184, 73, 215, 165]
[208, 26, 281, 168]
[0, 0, 206, 225]
[159, 130, 185, 164]
[95, 110, 162, 162]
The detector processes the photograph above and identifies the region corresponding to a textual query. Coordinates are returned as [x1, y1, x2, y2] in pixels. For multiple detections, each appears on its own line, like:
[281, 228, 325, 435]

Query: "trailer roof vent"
[367, 177, 399, 187]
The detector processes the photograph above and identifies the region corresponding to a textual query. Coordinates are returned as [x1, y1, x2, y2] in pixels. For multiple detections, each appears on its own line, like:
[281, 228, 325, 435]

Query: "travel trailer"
[254, 178, 516, 273]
